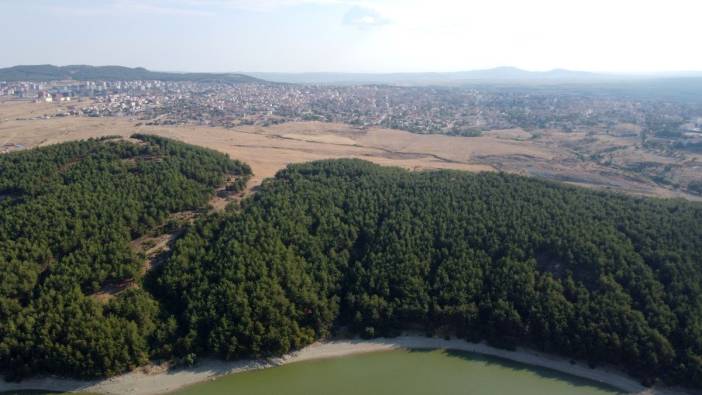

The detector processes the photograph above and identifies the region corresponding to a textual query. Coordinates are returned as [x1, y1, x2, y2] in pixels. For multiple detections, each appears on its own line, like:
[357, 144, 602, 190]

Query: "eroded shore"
[0, 336, 691, 395]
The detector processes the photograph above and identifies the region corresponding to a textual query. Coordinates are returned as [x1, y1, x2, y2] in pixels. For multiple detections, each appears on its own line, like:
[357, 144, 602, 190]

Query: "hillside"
[0, 65, 261, 83]
[0, 135, 251, 378]
[158, 159, 702, 389]
[1, 152, 702, 389]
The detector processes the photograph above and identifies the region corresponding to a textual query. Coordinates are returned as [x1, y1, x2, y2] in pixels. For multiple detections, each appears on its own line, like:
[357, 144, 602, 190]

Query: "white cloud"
[179, 0, 347, 11]
[343, 6, 390, 27]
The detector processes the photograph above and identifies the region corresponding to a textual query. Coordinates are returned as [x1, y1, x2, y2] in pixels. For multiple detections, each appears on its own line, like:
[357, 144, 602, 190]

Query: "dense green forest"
[2, 142, 702, 389]
[156, 160, 702, 388]
[0, 135, 250, 379]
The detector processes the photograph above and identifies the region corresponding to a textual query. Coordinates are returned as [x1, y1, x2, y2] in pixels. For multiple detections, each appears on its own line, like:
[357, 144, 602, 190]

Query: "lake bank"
[171, 348, 623, 395]
[0, 336, 691, 395]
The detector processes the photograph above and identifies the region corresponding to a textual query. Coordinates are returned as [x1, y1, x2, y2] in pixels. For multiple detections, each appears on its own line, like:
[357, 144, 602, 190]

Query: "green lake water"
[172, 349, 624, 395]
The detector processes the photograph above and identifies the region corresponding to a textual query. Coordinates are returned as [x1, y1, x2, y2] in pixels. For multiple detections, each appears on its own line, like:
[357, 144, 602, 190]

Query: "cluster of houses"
[35, 91, 71, 103]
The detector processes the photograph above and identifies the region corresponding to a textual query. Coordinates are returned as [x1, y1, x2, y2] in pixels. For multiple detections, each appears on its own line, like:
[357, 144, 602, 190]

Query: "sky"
[1, 0, 701, 73]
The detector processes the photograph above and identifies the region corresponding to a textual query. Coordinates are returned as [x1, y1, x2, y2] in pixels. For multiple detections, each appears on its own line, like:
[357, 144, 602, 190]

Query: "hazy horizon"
[3, 64, 702, 77]
[1, 0, 701, 74]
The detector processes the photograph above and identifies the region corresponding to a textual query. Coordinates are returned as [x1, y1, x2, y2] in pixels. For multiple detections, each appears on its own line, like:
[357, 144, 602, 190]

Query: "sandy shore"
[0, 336, 692, 395]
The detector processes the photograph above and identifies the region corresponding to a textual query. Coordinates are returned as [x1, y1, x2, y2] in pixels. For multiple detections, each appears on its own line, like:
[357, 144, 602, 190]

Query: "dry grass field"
[1, 100, 700, 200]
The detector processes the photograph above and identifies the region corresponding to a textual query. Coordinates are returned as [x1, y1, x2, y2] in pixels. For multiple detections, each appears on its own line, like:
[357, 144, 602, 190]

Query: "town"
[2, 78, 702, 196]
[2, 79, 702, 143]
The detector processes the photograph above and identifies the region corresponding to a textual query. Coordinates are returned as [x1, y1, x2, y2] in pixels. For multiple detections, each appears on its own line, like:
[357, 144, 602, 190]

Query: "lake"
[172, 349, 624, 395]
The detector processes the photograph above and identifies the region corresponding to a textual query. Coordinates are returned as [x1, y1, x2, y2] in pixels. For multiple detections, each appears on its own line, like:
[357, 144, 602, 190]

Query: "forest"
[1, 141, 701, 389]
[0, 135, 250, 378]
[157, 159, 702, 388]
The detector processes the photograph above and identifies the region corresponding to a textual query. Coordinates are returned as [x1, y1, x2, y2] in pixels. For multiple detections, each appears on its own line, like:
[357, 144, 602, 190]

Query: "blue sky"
[1, 0, 701, 73]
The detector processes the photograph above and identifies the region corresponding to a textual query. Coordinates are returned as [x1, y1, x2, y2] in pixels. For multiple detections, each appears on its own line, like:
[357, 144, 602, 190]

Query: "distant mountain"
[444, 67, 604, 81]
[0, 64, 262, 83]
[246, 67, 618, 85]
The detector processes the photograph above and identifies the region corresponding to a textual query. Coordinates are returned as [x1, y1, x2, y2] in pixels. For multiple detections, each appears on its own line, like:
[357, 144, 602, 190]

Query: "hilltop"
[246, 67, 614, 85]
[0, 64, 262, 83]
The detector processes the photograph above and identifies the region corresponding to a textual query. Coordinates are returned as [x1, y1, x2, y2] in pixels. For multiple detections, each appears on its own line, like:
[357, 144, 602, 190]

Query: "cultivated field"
[1, 100, 700, 200]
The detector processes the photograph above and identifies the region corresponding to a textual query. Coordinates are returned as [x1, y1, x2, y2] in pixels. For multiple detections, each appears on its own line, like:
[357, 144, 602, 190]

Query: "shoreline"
[0, 336, 691, 395]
